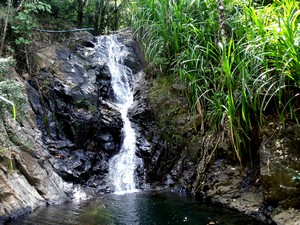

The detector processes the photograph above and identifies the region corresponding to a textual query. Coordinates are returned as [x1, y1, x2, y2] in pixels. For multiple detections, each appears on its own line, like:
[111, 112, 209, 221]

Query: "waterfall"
[96, 35, 139, 194]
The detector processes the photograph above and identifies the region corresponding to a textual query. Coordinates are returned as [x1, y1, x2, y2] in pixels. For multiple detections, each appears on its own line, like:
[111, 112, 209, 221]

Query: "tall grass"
[131, 0, 300, 166]
[243, 0, 300, 125]
[131, 0, 218, 70]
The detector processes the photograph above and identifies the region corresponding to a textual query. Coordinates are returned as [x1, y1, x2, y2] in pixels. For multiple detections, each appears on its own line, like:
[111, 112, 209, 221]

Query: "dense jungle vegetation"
[0, 0, 300, 166]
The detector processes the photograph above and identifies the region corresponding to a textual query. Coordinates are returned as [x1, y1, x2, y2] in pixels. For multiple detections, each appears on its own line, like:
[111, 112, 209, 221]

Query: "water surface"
[9, 191, 266, 225]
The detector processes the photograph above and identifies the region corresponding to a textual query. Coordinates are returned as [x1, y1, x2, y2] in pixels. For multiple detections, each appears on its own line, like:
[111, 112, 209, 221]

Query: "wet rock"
[129, 72, 153, 124]
[272, 208, 300, 225]
[28, 29, 148, 193]
[136, 134, 152, 158]
[95, 64, 115, 99]
[0, 30, 147, 223]
[260, 125, 300, 209]
[115, 29, 146, 74]
[202, 159, 274, 224]
[30, 40, 125, 189]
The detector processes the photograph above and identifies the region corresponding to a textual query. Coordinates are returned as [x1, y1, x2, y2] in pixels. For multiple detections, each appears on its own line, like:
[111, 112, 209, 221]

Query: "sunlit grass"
[131, 0, 300, 166]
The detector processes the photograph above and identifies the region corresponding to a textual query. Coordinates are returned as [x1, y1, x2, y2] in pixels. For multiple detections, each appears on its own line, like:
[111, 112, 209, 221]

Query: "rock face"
[0, 30, 147, 223]
[29, 30, 146, 193]
[260, 125, 300, 209]
[142, 77, 228, 192]
[203, 159, 275, 224]
[31, 40, 123, 191]
[0, 69, 71, 223]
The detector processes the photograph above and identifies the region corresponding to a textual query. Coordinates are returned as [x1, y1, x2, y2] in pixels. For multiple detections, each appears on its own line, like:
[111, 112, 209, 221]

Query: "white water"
[96, 35, 138, 194]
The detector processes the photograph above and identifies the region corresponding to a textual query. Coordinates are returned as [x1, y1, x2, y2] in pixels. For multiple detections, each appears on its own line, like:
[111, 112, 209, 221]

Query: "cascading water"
[96, 35, 139, 194]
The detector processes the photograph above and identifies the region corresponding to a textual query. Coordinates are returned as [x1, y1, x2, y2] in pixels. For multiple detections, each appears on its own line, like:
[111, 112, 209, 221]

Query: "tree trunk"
[114, 0, 118, 31]
[99, 0, 108, 34]
[77, 0, 83, 27]
[94, 0, 104, 34]
[77, 0, 87, 27]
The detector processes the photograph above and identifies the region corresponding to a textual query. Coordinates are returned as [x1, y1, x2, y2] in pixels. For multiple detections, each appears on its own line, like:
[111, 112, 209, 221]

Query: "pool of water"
[9, 191, 266, 225]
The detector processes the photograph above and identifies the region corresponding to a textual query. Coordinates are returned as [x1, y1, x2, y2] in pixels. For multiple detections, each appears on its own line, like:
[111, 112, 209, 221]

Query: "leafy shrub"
[12, 1, 51, 45]
[0, 80, 27, 120]
[0, 57, 15, 75]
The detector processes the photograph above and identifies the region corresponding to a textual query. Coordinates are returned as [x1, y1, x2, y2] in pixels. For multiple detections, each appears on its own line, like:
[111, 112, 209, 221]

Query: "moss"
[6, 129, 34, 155]
[76, 99, 97, 115]
[146, 73, 230, 191]
[39, 78, 53, 93]
[147, 75, 193, 135]
[147, 74, 205, 173]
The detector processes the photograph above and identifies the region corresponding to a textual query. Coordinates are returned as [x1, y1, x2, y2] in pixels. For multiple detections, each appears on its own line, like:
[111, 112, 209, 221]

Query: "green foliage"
[0, 3, 14, 21]
[42, 0, 77, 29]
[12, 1, 51, 45]
[292, 173, 300, 182]
[0, 80, 27, 120]
[40, 0, 130, 34]
[241, 0, 300, 125]
[131, 0, 218, 70]
[46, 0, 76, 20]
[0, 57, 15, 75]
[0, 57, 17, 120]
[0, 95, 16, 120]
[0, 79, 26, 170]
[131, 0, 300, 165]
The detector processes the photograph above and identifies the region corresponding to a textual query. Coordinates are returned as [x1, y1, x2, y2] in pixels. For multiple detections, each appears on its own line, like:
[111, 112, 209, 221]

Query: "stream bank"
[143, 73, 300, 225]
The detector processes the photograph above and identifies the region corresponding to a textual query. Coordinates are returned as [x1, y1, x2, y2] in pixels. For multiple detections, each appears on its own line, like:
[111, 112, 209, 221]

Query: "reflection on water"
[9, 192, 267, 225]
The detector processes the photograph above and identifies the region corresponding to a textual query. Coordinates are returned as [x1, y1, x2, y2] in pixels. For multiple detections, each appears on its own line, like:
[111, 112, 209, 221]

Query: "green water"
[9, 191, 267, 225]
